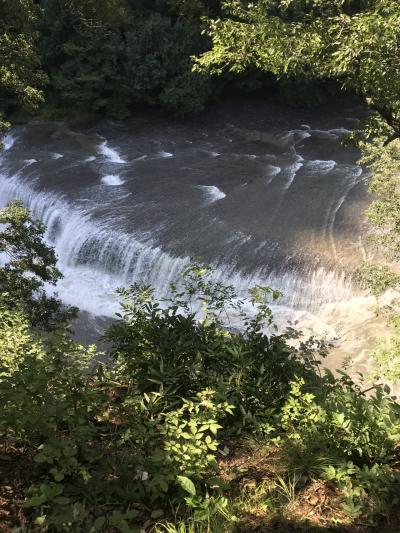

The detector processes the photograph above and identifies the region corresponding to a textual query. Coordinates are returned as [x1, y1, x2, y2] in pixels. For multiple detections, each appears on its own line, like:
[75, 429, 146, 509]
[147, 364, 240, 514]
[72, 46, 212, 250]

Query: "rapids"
[0, 98, 386, 365]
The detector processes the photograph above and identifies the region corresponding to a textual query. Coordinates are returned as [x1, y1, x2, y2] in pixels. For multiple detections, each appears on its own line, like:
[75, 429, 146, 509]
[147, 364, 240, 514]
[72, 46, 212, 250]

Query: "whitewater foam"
[306, 160, 337, 174]
[198, 185, 226, 203]
[102, 175, 124, 186]
[3, 135, 15, 151]
[284, 154, 304, 190]
[309, 127, 351, 141]
[98, 140, 126, 164]
[240, 154, 257, 160]
[292, 130, 312, 142]
[329, 127, 351, 136]
[265, 165, 281, 184]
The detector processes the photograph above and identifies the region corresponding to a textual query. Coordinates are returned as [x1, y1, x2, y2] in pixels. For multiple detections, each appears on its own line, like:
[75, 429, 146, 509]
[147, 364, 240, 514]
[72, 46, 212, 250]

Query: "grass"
[154, 439, 400, 533]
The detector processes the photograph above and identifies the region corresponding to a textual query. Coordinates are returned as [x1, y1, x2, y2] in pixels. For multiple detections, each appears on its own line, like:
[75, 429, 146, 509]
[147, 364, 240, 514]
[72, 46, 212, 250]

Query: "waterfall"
[0, 111, 368, 330]
[0, 168, 190, 315]
[0, 165, 357, 317]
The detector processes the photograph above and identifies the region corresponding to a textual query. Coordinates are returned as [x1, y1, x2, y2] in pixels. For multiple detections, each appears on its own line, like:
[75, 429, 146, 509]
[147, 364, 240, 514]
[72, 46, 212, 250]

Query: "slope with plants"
[1, 1, 400, 530]
[0, 205, 400, 531]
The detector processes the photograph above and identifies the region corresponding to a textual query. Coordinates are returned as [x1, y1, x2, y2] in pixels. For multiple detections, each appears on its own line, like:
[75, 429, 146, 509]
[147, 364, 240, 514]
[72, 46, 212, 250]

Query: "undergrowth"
[0, 205, 400, 531]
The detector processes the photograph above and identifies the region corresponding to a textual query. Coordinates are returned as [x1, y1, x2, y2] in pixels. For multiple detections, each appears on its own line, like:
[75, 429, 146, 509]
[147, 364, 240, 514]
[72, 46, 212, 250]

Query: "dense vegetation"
[0, 1, 46, 135]
[1, 0, 221, 121]
[37, 0, 220, 117]
[1, 0, 400, 531]
[1, 204, 400, 531]
[1, 1, 400, 121]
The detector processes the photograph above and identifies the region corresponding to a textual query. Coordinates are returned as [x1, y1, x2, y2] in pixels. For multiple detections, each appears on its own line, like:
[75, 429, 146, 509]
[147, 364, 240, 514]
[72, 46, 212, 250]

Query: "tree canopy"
[0, 0, 46, 135]
[196, 0, 400, 135]
[38, 0, 214, 117]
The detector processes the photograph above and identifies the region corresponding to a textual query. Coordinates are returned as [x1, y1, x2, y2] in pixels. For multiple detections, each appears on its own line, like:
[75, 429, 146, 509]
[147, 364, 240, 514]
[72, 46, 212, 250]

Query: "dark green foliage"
[38, 0, 213, 117]
[0, 219, 399, 529]
[122, 13, 212, 115]
[0, 201, 75, 328]
[0, 0, 46, 133]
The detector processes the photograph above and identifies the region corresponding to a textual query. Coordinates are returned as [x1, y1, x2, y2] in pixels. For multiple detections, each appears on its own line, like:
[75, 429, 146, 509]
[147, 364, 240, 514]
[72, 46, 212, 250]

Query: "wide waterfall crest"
[0, 103, 371, 332]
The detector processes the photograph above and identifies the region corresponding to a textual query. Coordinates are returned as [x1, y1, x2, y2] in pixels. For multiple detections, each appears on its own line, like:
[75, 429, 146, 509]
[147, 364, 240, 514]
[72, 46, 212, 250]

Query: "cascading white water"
[197, 185, 227, 203]
[0, 101, 380, 351]
[98, 139, 127, 164]
[102, 174, 125, 186]
[0, 168, 189, 315]
[0, 164, 358, 316]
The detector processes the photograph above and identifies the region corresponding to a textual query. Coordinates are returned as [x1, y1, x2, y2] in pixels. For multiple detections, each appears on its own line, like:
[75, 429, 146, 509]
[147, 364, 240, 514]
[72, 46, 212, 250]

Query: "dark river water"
[0, 97, 379, 352]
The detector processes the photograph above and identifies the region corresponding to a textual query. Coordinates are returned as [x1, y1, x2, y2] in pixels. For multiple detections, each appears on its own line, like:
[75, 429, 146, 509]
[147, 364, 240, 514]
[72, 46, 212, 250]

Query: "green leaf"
[24, 495, 47, 508]
[54, 496, 71, 505]
[177, 475, 196, 496]
[92, 516, 106, 530]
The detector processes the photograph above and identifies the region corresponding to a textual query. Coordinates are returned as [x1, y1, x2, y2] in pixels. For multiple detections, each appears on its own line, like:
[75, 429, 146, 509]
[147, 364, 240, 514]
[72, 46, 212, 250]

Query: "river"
[0, 97, 385, 368]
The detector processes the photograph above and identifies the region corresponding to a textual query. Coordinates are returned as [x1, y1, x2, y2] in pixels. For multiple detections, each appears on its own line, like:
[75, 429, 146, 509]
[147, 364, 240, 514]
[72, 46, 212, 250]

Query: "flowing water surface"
[0, 98, 383, 363]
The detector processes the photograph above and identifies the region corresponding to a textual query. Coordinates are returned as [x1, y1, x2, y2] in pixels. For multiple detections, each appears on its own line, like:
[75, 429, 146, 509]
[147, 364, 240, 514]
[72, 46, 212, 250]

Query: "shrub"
[106, 262, 324, 432]
[280, 376, 400, 464]
[1, 204, 400, 529]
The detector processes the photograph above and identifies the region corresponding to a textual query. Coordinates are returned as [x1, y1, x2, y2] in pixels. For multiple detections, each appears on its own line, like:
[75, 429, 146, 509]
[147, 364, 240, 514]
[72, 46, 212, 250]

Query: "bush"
[1, 205, 400, 530]
[280, 375, 400, 464]
[0, 305, 232, 528]
[106, 262, 324, 432]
